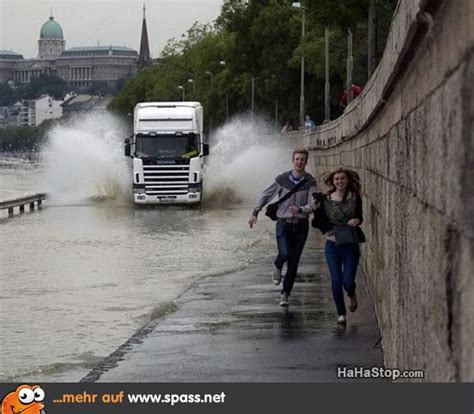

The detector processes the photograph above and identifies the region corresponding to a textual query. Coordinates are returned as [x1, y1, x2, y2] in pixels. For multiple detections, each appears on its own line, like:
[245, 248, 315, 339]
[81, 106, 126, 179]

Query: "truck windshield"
[135, 134, 198, 160]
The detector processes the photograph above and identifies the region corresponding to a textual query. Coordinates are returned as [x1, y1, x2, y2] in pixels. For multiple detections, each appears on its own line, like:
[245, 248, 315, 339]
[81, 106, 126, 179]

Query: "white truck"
[124, 102, 209, 204]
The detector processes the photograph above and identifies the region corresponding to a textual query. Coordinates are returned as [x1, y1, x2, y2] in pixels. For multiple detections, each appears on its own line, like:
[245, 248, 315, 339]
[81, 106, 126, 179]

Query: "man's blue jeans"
[275, 221, 309, 296]
[324, 240, 360, 315]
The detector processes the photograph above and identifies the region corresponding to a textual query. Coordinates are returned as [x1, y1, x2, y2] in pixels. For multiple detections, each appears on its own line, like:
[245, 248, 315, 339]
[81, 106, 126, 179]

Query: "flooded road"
[0, 114, 294, 381]
[1, 195, 275, 381]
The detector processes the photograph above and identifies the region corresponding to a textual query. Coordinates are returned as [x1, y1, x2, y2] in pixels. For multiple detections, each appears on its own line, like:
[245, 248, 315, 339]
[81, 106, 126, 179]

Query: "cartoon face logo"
[1, 384, 45, 414]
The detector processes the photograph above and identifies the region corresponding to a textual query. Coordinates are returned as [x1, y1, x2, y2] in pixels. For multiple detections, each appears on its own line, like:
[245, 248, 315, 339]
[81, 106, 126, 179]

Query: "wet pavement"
[82, 234, 383, 382]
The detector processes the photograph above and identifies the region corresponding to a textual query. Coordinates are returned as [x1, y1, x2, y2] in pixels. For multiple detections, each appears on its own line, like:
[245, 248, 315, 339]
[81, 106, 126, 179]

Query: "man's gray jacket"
[252, 171, 318, 219]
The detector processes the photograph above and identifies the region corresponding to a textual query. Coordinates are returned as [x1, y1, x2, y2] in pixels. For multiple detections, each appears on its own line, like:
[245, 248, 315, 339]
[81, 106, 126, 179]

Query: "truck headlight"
[133, 184, 145, 194]
[189, 183, 201, 193]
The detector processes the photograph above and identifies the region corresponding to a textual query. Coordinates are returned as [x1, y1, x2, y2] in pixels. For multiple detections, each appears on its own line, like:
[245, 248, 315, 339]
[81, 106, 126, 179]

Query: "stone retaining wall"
[302, 0, 473, 381]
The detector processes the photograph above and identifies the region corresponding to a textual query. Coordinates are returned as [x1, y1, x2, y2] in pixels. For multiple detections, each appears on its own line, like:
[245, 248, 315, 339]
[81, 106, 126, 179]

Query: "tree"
[0, 119, 56, 152]
[0, 83, 15, 106]
[110, 0, 398, 128]
[16, 74, 68, 100]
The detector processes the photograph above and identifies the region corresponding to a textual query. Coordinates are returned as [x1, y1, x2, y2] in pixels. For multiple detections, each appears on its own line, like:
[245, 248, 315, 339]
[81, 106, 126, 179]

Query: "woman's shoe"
[349, 293, 358, 312]
[337, 315, 346, 325]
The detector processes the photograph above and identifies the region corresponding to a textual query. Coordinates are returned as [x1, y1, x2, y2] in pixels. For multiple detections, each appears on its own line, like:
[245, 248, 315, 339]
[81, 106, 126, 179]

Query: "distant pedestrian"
[248, 149, 318, 307]
[280, 121, 293, 134]
[340, 84, 362, 108]
[304, 115, 315, 130]
[311, 167, 365, 325]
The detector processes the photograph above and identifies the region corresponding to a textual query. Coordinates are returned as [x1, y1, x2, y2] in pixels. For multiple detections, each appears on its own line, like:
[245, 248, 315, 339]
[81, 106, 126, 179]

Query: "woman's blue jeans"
[324, 240, 360, 315]
[275, 221, 309, 296]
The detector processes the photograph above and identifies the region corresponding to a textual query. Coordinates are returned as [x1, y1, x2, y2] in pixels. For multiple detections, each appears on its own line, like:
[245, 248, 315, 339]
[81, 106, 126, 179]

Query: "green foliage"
[306, 0, 370, 32]
[110, 0, 397, 129]
[0, 119, 57, 152]
[0, 83, 15, 106]
[16, 74, 68, 100]
[0, 74, 69, 108]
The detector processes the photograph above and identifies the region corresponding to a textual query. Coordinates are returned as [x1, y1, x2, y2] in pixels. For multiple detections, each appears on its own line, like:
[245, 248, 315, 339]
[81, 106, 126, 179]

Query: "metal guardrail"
[0, 193, 46, 217]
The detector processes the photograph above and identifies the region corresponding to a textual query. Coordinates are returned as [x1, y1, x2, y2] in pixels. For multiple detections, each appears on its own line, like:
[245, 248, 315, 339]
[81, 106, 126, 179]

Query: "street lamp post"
[220, 60, 229, 121]
[178, 85, 185, 101]
[346, 29, 354, 104]
[205, 71, 214, 131]
[292, 2, 305, 127]
[368, 0, 377, 78]
[205, 70, 214, 88]
[188, 78, 194, 96]
[324, 28, 331, 123]
[251, 75, 255, 119]
[275, 97, 279, 129]
[226, 94, 229, 122]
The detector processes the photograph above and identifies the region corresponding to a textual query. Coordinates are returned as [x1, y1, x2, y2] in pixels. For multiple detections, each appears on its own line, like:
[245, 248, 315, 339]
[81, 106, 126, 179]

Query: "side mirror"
[203, 143, 209, 156]
[124, 138, 131, 157]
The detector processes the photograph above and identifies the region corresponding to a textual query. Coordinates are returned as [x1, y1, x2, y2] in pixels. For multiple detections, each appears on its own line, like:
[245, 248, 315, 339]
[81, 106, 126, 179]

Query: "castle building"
[0, 11, 151, 89]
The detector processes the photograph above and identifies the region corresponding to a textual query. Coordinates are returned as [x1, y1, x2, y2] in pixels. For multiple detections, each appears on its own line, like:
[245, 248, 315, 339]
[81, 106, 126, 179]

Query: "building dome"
[40, 16, 63, 39]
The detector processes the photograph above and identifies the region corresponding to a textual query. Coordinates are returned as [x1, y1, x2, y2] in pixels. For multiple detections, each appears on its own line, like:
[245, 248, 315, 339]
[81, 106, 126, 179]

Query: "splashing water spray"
[38, 111, 292, 207]
[204, 114, 293, 207]
[39, 112, 131, 205]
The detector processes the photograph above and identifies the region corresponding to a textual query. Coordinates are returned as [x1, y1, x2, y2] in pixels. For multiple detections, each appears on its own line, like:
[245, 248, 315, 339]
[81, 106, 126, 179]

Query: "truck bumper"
[133, 192, 202, 205]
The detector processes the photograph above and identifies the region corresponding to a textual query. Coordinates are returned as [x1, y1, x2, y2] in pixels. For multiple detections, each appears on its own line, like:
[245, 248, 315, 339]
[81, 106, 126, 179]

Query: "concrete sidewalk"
[82, 238, 383, 382]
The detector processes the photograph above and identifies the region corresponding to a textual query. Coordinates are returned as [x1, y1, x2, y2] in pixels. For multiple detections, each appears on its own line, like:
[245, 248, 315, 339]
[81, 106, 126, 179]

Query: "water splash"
[38, 112, 131, 205]
[38, 112, 294, 206]
[204, 115, 293, 206]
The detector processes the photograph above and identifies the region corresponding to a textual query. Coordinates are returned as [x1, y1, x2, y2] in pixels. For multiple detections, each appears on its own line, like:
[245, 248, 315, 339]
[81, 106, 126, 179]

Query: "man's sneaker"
[279, 292, 289, 307]
[349, 293, 358, 313]
[272, 266, 282, 286]
[337, 315, 347, 325]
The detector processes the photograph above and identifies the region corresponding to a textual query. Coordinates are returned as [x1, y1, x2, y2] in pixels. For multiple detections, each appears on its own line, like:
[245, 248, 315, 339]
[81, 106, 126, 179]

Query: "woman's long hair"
[322, 167, 361, 198]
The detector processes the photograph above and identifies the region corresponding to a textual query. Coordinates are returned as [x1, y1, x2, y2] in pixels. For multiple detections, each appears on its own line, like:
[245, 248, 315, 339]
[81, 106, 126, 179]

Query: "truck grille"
[143, 165, 189, 195]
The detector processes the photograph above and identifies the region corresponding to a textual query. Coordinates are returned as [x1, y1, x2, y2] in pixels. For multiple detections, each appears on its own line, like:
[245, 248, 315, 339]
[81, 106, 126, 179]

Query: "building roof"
[40, 15, 64, 39]
[61, 46, 138, 57]
[0, 50, 24, 60]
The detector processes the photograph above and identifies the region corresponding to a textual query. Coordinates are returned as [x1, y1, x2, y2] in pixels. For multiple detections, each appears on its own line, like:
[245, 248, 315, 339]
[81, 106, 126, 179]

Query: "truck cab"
[125, 102, 209, 204]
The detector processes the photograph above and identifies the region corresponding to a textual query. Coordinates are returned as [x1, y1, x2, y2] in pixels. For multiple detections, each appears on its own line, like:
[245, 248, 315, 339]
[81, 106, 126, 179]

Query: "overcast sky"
[0, 0, 224, 59]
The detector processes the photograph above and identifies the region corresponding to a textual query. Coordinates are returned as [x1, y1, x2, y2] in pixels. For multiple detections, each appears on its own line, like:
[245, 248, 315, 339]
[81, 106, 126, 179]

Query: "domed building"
[38, 15, 66, 58]
[0, 12, 145, 89]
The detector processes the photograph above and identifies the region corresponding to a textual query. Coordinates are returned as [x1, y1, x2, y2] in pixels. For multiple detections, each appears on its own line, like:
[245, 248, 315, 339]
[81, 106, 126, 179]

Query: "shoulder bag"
[265, 178, 307, 221]
[333, 225, 366, 245]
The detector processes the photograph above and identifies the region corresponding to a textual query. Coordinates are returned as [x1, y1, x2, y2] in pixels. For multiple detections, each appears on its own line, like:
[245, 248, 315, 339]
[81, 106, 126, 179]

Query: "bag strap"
[274, 177, 307, 206]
